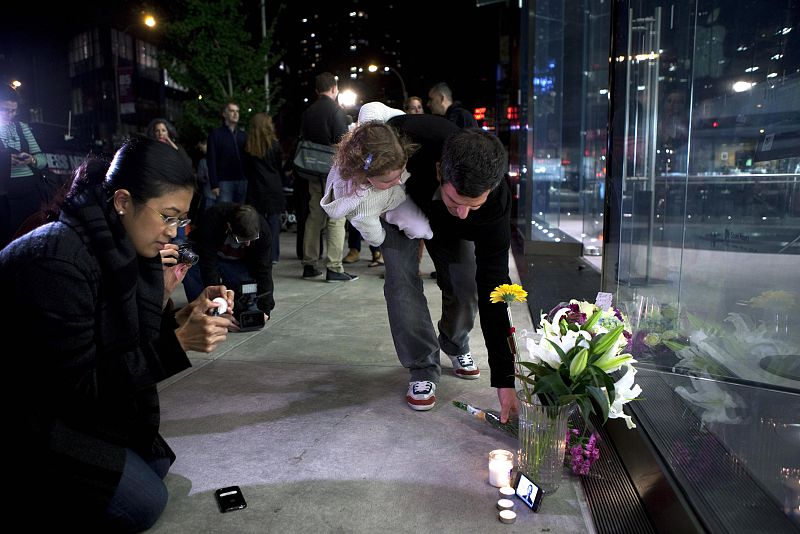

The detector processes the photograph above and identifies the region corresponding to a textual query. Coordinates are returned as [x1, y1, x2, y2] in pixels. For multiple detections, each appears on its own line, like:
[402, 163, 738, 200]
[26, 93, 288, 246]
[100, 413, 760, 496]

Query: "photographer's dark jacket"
[387, 113, 515, 388]
[0, 185, 190, 522]
[188, 202, 275, 314]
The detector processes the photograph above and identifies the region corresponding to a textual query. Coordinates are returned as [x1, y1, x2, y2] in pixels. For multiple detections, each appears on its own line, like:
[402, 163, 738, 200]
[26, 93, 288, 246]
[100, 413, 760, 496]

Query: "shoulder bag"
[292, 139, 335, 181]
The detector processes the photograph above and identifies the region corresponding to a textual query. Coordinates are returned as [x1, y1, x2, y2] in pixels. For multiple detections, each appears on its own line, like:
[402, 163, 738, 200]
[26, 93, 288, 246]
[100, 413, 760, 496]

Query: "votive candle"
[488, 449, 514, 487]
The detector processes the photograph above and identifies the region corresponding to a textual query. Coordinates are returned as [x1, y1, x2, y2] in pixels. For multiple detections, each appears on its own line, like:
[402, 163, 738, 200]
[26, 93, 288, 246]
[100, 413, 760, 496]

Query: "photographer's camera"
[177, 244, 199, 265]
[234, 281, 265, 331]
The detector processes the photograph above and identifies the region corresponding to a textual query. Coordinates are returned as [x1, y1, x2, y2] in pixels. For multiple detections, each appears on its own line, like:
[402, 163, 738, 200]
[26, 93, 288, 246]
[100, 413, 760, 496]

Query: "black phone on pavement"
[214, 486, 247, 513]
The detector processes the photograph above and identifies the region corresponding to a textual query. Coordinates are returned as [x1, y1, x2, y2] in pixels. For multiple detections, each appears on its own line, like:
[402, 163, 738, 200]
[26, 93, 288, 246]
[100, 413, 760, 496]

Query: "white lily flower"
[525, 328, 591, 369]
[607, 364, 642, 429]
[675, 378, 741, 424]
[550, 307, 571, 326]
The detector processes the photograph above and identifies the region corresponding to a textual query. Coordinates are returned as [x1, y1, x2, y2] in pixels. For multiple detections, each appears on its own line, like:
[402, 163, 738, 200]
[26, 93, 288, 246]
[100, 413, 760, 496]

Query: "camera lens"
[177, 244, 199, 265]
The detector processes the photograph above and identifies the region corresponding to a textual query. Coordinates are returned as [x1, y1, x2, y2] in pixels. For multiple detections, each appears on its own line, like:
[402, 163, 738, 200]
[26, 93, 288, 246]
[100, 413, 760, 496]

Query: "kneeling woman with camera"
[183, 202, 274, 330]
[0, 138, 235, 531]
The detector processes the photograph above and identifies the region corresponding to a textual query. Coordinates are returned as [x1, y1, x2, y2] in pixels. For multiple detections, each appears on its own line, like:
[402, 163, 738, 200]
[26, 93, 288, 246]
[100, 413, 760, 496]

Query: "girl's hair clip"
[363, 153, 374, 171]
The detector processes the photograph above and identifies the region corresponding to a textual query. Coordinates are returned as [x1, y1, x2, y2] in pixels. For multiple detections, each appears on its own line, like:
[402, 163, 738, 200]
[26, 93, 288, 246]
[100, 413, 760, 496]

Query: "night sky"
[2, 0, 509, 114]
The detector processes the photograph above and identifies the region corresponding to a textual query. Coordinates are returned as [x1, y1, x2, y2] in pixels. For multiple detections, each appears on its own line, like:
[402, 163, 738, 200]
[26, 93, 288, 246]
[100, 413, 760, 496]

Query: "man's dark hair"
[0, 84, 19, 102]
[221, 101, 239, 112]
[429, 82, 453, 100]
[315, 72, 337, 94]
[228, 204, 260, 239]
[440, 129, 507, 197]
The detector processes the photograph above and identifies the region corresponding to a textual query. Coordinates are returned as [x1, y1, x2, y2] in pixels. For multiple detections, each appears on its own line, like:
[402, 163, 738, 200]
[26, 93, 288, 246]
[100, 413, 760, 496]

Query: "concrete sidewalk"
[151, 229, 595, 533]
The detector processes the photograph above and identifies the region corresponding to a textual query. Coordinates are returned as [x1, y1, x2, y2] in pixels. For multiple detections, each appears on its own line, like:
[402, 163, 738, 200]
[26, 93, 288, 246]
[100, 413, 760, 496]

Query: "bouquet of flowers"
[491, 285, 643, 484]
[519, 297, 642, 429]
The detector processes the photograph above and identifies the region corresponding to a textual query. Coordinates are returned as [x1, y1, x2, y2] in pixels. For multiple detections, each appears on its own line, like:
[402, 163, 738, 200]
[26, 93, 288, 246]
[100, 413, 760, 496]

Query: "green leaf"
[514, 374, 537, 387]
[532, 371, 572, 399]
[577, 396, 595, 423]
[588, 385, 610, 422]
[582, 309, 602, 331]
[518, 361, 552, 377]
[662, 339, 688, 352]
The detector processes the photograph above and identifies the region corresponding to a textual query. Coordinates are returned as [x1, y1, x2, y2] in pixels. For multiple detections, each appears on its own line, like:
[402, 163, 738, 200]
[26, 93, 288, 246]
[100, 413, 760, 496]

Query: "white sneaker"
[406, 381, 436, 411]
[448, 353, 481, 379]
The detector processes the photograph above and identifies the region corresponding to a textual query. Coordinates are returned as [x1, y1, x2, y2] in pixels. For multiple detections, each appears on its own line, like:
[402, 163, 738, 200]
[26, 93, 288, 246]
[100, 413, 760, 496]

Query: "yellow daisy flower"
[490, 284, 528, 304]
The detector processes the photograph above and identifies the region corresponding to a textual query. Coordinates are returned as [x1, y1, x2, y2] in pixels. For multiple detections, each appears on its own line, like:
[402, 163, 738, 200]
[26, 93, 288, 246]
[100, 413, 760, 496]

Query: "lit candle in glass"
[488, 449, 514, 487]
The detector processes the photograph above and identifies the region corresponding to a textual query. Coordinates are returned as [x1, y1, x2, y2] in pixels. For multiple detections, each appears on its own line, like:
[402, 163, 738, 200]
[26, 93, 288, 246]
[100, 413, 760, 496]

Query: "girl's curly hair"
[333, 122, 418, 190]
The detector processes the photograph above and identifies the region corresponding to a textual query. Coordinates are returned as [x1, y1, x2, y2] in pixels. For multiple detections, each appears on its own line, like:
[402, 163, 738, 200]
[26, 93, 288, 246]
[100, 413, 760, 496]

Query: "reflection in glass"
[604, 0, 799, 530]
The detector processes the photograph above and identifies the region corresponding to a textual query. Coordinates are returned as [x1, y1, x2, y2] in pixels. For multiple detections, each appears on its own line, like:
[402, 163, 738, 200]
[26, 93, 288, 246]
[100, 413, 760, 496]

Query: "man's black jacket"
[188, 203, 275, 315]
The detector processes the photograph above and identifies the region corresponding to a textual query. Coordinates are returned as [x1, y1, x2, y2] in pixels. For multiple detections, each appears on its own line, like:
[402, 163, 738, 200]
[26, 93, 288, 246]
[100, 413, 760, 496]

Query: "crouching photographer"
[182, 203, 274, 330]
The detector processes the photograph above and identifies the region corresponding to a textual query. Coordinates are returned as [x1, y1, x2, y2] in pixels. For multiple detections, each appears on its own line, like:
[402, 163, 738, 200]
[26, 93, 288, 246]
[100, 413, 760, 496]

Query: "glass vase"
[516, 390, 573, 495]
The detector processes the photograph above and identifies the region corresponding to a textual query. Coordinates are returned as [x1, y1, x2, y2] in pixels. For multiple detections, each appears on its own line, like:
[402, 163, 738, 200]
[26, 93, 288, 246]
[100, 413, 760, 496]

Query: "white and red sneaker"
[406, 381, 436, 411]
[449, 353, 481, 379]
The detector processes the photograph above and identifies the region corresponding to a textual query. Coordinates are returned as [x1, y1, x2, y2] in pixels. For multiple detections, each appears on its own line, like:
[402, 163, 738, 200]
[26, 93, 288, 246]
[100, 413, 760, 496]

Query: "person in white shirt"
[320, 106, 432, 248]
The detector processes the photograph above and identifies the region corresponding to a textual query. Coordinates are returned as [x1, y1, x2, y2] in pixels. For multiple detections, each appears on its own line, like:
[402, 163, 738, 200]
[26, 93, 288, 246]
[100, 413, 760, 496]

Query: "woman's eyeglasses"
[142, 204, 191, 228]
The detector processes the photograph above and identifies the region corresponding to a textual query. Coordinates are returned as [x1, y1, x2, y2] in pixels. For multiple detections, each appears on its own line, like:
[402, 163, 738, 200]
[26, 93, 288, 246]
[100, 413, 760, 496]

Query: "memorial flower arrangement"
[516, 295, 642, 429]
[491, 285, 643, 483]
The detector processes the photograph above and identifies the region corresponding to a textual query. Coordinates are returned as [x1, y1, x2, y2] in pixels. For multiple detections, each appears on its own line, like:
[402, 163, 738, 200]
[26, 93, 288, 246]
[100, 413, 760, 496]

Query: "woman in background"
[244, 112, 286, 263]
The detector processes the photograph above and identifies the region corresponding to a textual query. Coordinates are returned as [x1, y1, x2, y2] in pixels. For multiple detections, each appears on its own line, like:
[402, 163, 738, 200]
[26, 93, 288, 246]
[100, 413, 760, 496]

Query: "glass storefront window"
[519, 0, 799, 531]
[518, 0, 610, 264]
[608, 1, 800, 530]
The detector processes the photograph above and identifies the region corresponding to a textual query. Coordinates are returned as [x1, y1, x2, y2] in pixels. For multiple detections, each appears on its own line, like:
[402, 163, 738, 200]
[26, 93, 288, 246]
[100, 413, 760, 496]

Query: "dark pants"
[380, 220, 478, 383]
[266, 213, 281, 262]
[294, 177, 310, 259]
[103, 449, 171, 533]
[347, 221, 379, 254]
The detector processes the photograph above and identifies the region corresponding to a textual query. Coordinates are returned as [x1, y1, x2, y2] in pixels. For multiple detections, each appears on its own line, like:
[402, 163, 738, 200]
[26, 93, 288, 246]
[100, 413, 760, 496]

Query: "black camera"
[177, 243, 199, 265]
[234, 281, 265, 331]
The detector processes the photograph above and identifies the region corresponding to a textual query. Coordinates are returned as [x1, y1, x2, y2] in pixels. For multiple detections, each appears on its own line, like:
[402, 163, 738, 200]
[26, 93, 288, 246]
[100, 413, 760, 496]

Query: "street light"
[338, 89, 359, 109]
[367, 64, 408, 103]
[113, 14, 156, 135]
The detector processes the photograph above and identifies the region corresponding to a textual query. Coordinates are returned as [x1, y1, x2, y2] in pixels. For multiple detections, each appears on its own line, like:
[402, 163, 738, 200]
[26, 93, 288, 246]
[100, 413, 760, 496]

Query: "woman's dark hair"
[146, 118, 179, 141]
[66, 136, 195, 207]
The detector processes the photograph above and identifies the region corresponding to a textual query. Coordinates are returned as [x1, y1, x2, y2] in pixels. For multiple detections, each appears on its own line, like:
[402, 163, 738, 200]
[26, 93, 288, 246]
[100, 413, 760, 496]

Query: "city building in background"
[67, 22, 188, 149]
